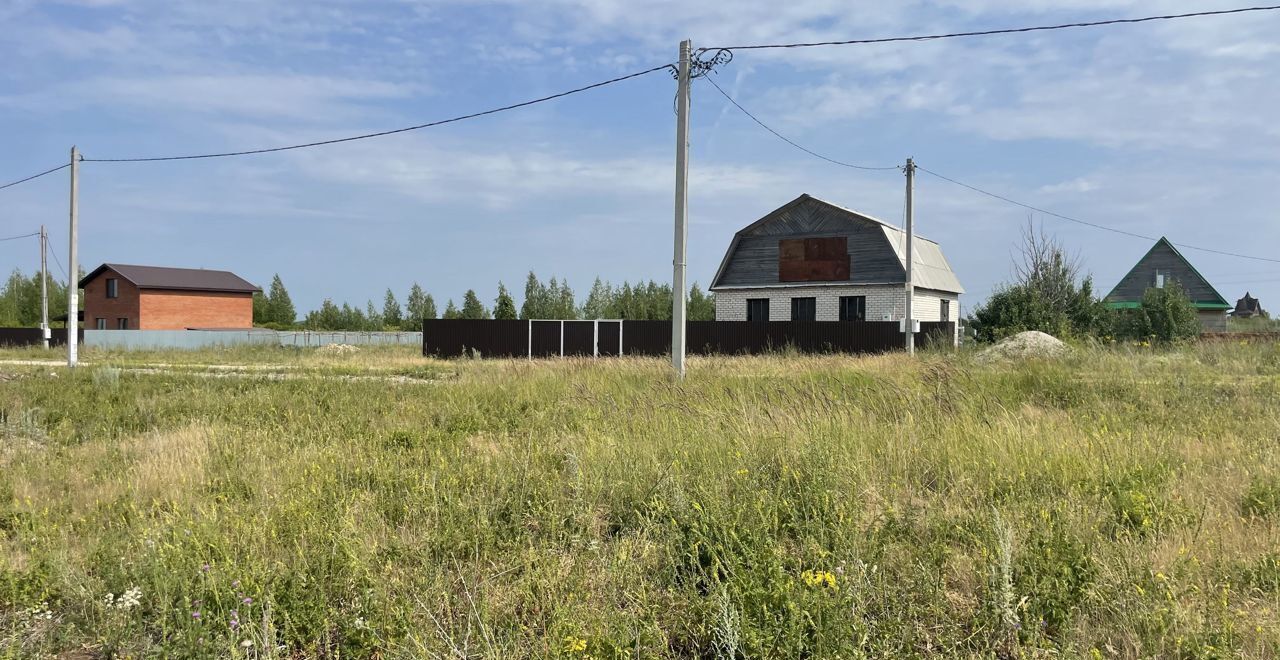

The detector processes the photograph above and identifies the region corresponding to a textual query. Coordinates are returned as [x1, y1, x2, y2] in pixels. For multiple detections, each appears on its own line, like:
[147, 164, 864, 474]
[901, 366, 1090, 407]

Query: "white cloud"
[2, 74, 421, 122]
[1037, 178, 1097, 194]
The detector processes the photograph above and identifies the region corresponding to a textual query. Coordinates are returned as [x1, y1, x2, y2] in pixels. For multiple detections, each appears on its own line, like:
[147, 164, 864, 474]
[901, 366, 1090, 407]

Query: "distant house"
[79, 263, 260, 330]
[1104, 237, 1230, 332]
[1230, 292, 1265, 318]
[709, 194, 964, 330]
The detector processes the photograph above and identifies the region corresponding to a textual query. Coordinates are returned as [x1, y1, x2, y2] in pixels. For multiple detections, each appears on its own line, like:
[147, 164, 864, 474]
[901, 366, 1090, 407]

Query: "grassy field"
[1, 342, 1279, 658]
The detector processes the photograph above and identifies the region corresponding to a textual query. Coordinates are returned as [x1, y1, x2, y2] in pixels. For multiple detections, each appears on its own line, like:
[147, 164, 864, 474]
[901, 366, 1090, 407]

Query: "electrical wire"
[705, 5, 1280, 51]
[83, 64, 675, 163]
[48, 242, 68, 283]
[0, 231, 39, 243]
[916, 166, 1280, 264]
[703, 75, 900, 171]
[0, 163, 70, 191]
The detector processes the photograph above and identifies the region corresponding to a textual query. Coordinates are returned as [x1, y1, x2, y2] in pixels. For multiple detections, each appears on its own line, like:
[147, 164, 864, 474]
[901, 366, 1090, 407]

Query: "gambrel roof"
[1104, 237, 1229, 310]
[709, 194, 964, 294]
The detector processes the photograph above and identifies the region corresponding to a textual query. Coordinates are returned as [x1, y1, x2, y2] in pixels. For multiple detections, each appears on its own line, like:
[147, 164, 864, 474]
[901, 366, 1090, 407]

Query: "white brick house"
[710, 195, 964, 339]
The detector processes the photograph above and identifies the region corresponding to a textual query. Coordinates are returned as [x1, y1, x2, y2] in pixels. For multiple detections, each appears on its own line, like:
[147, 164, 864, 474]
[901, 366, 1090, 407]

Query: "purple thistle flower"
[232, 580, 241, 588]
[201, 563, 210, 573]
[192, 611, 201, 619]
[243, 597, 253, 605]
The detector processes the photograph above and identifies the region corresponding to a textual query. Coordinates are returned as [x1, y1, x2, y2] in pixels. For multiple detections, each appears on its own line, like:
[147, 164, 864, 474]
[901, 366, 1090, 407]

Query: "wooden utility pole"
[671, 39, 691, 378]
[904, 157, 916, 355]
[67, 146, 79, 367]
[40, 225, 49, 349]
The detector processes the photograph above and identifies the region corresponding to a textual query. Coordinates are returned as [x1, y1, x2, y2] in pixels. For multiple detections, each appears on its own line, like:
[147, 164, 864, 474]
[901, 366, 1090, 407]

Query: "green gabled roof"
[1104, 237, 1229, 308]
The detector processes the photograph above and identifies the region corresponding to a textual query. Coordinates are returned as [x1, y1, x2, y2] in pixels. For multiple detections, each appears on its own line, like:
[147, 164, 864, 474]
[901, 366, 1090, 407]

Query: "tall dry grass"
[0, 341, 1278, 657]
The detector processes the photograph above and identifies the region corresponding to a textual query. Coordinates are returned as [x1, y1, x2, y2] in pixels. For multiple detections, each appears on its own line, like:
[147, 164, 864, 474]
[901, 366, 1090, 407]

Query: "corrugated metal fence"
[424, 319, 956, 358]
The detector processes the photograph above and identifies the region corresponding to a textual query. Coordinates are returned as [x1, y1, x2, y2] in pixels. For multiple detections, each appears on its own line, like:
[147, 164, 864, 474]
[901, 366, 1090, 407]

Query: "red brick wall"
[138, 290, 254, 329]
[82, 269, 141, 329]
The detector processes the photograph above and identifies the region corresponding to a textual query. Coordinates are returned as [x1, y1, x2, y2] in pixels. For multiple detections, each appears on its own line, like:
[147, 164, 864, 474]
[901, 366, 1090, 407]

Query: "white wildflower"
[104, 586, 142, 611]
[26, 601, 54, 621]
[116, 586, 142, 610]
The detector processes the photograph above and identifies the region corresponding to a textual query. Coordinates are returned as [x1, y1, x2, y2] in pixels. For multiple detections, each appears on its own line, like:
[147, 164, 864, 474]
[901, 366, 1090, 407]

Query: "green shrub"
[1241, 476, 1280, 519]
[1015, 513, 1096, 639]
[1117, 282, 1201, 343]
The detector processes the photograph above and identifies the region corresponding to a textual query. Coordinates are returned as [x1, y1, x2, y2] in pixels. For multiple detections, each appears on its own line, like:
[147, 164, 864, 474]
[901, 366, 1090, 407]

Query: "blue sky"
[3, 0, 1279, 316]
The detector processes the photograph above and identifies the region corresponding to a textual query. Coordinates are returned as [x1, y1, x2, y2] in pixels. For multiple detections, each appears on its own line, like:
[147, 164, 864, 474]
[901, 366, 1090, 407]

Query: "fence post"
[559, 320, 564, 358]
[593, 320, 599, 358]
[527, 320, 532, 360]
[619, 321, 624, 357]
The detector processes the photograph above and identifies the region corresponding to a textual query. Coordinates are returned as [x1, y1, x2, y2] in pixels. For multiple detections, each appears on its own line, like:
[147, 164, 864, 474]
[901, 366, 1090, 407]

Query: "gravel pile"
[978, 331, 1068, 362]
[318, 343, 360, 355]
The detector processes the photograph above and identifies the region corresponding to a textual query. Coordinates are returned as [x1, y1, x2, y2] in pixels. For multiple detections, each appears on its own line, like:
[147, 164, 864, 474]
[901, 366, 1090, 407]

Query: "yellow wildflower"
[562, 636, 588, 653]
[801, 569, 838, 591]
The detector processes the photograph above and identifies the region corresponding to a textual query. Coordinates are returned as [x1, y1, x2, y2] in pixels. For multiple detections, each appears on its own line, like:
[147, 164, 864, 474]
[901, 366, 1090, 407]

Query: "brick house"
[79, 263, 260, 330]
[710, 194, 964, 330]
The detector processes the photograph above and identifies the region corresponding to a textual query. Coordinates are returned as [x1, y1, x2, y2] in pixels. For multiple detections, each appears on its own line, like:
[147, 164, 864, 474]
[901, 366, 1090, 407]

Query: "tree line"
[0, 268, 713, 331]
[0, 269, 69, 327]
[254, 271, 716, 331]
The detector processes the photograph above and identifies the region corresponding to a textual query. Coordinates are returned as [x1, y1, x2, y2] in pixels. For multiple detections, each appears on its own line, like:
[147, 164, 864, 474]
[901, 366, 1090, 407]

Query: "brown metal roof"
[79, 263, 260, 293]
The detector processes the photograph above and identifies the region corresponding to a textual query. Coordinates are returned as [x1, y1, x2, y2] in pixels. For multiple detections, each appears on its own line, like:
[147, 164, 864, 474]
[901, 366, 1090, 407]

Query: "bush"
[1115, 282, 1201, 343]
[1241, 477, 1280, 519]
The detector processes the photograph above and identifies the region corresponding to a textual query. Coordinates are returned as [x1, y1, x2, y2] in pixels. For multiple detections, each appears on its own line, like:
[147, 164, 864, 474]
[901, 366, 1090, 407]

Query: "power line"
[0, 231, 39, 243]
[917, 166, 1280, 264]
[0, 163, 70, 191]
[83, 64, 675, 163]
[702, 75, 900, 171]
[705, 5, 1280, 51]
[47, 240, 68, 282]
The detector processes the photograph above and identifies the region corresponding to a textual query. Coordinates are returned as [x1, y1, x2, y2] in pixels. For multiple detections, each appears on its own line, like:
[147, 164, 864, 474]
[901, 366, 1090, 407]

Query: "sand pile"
[318, 343, 360, 355]
[978, 331, 1067, 362]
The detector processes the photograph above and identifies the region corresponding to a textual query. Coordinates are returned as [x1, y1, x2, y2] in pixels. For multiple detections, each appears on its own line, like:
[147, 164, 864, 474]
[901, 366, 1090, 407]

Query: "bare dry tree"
[1013, 216, 1082, 311]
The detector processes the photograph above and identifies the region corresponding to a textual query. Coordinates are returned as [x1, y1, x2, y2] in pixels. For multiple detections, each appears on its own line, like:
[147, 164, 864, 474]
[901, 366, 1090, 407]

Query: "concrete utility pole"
[67, 146, 79, 367]
[671, 39, 692, 378]
[40, 225, 49, 349]
[904, 157, 916, 356]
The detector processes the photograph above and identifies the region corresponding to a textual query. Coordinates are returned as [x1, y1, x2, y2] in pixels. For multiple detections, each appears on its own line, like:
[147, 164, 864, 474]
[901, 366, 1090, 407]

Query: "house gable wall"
[82, 268, 141, 329]
[715, 198, 905, 288]
[1107, 240, 1226, 306]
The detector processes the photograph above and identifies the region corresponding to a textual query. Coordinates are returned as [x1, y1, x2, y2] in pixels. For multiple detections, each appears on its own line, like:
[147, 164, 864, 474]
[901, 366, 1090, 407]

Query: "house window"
[940, 299, 951, 322]
[1155, 269, 1169, 288]
[95, 318, 106, 330]
[746, 298, 769, 322]
[839, 296, 866, 321]
[791, 297, 817, 321]
[117, 318, 129, 330]
[106, 278, 118, 298]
